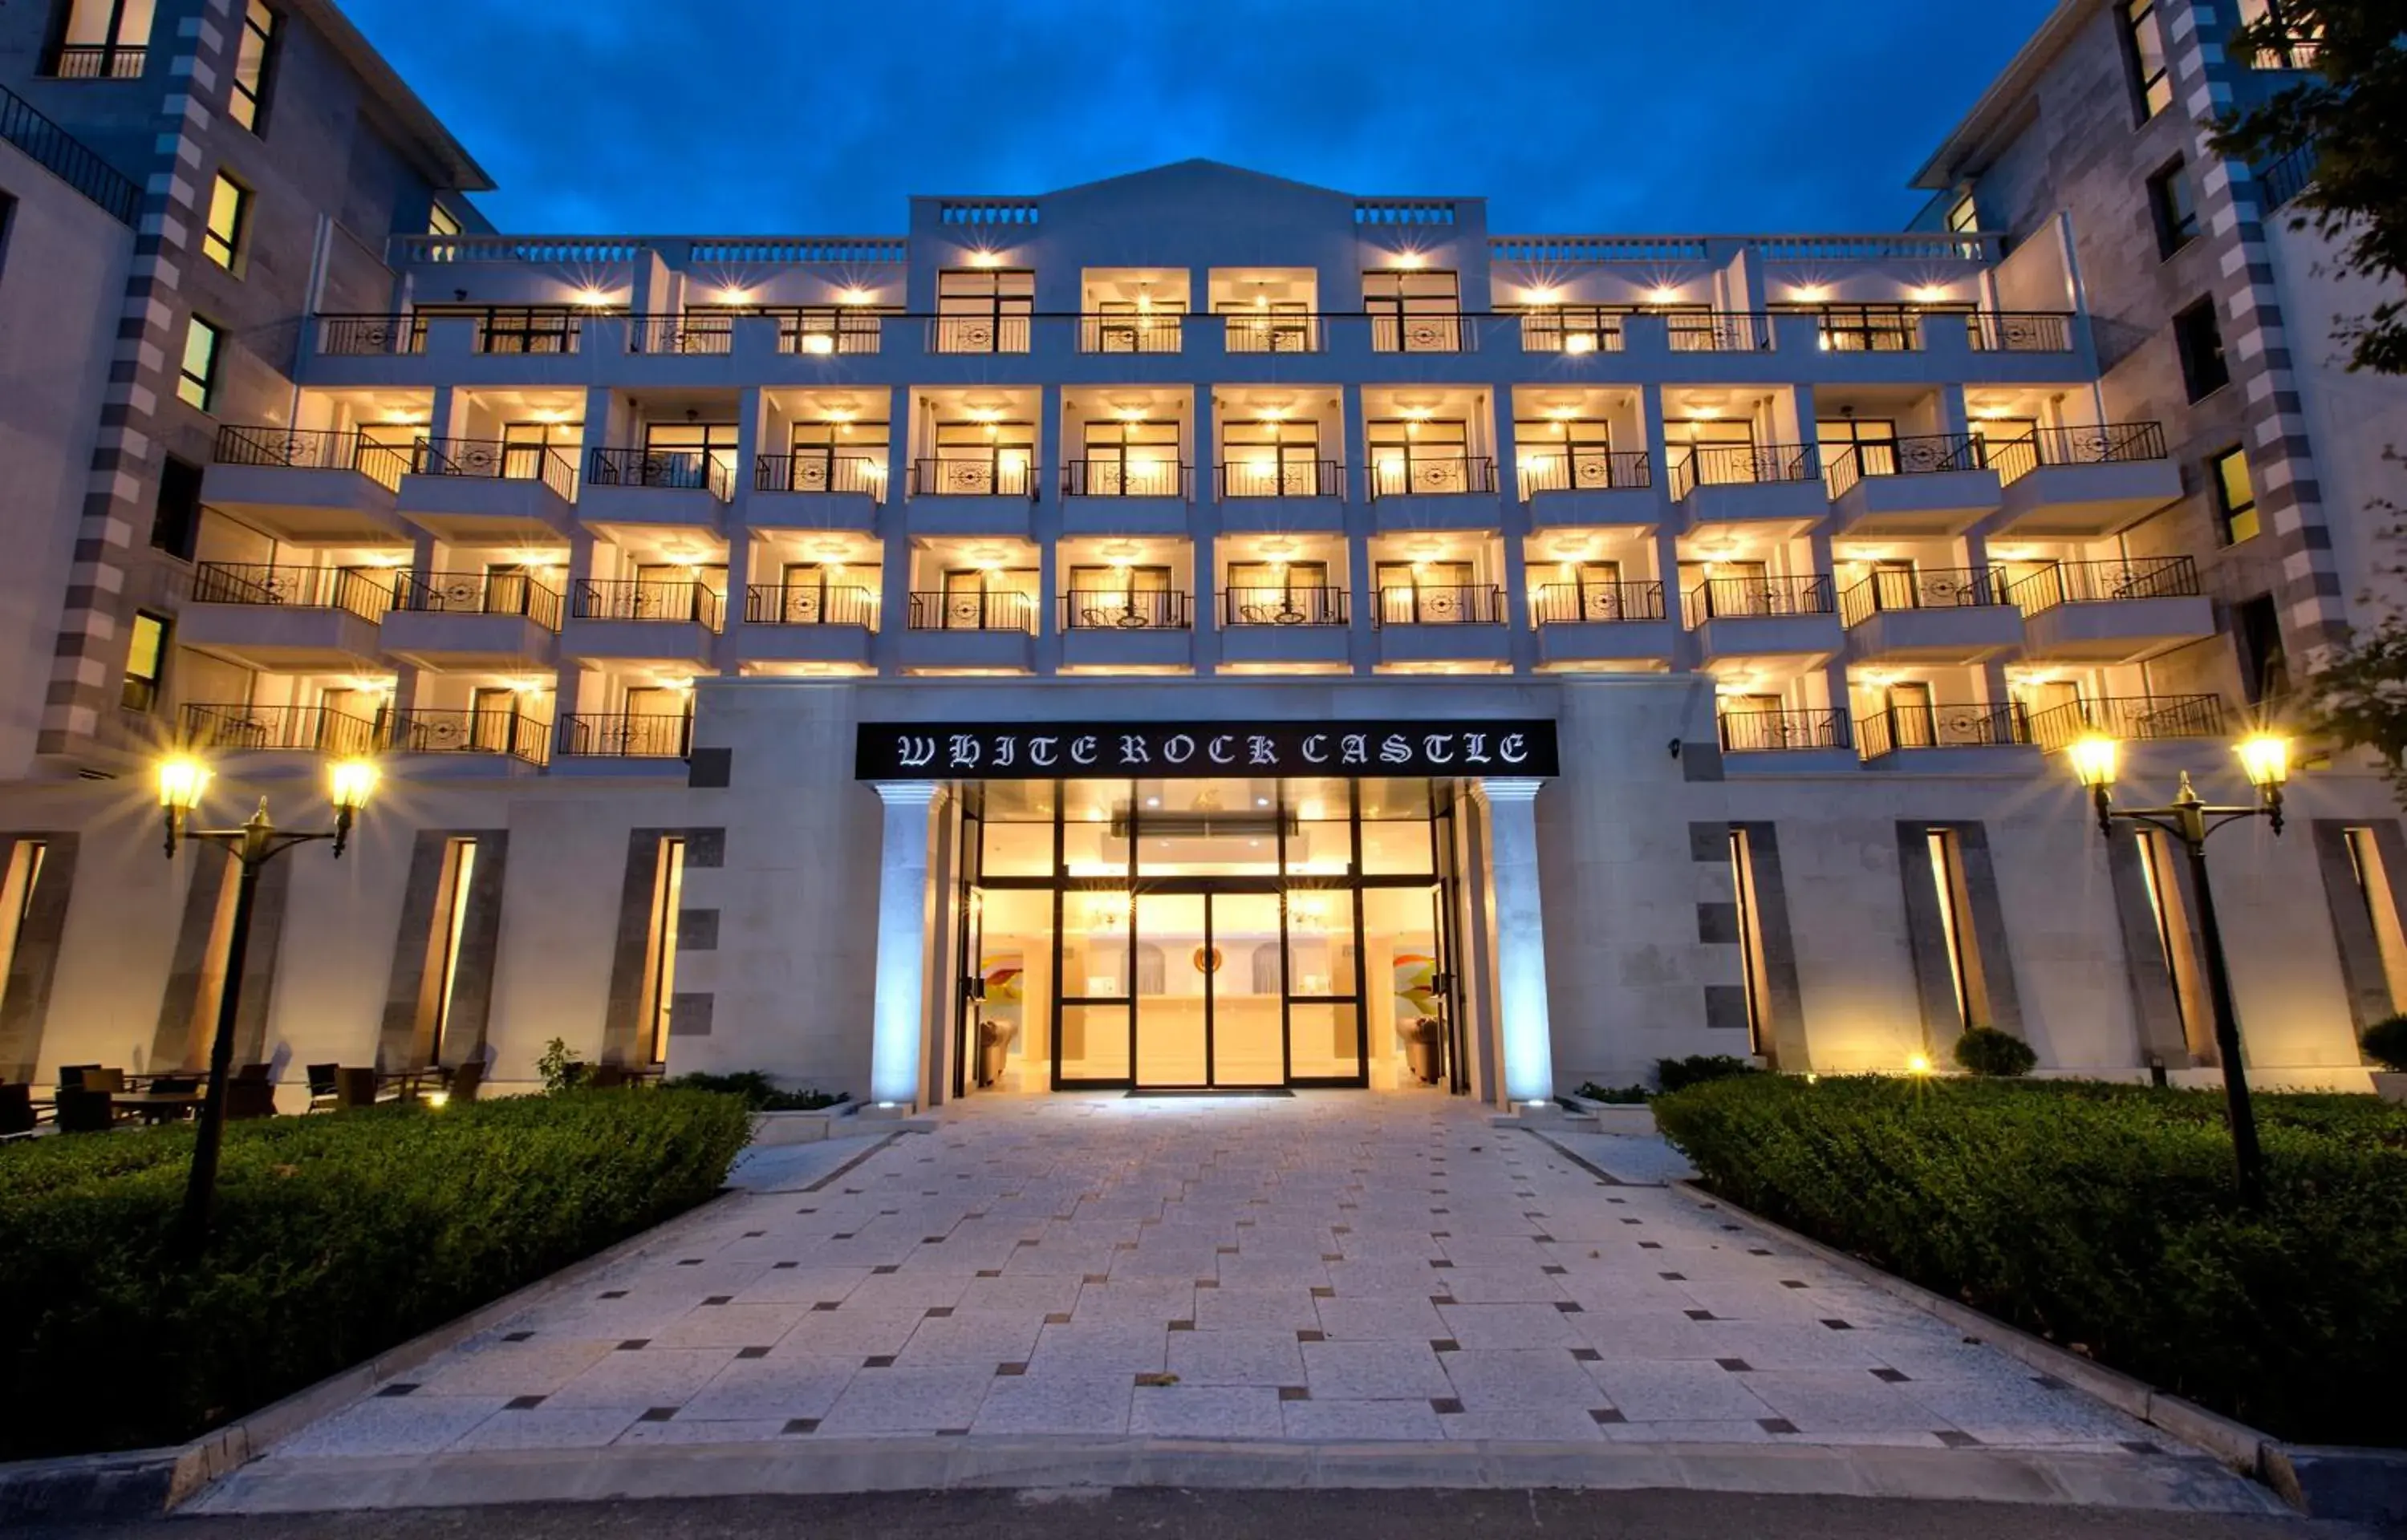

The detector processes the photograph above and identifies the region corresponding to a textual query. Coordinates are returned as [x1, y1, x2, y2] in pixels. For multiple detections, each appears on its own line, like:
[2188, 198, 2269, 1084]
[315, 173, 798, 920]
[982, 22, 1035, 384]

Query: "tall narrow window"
[1363, 268, 1462, 353]
[1926, 829, 1976, 1028]
[0, 191, 16, 285]
[121, 611, 167, 711]
[2234, 594, 2290, 703]
[2148, 160, 2199, 256]
[1946, 194, 1979, 235]
[2344, 829, 2407, 1015]
[177, 317, 221, 411]
[47, 0, 152, 78]
[2132, 829, 2211, 1061]
[2210, 446, 2259, 545]
[202, 172, 250, 272]
[428, 838, 477, 1063]
[934, 268, 1033, 353]
[2125, 0, 2173, 118]
[0, 841, 48, 1005]
[2174, 298, 2230, 400]
[1728, 829, 1771, 1060]
[150, 454, 202, 556]
[643, 837, 688, 1063]
[228, 1, 277, 132]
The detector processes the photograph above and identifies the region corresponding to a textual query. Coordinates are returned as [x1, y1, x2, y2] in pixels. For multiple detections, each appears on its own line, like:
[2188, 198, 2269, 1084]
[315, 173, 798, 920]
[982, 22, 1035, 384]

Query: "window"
[0, 191, 15, 284]
[2149, 160, 2199, 255]
[934, 267, 1033, 353]
[2174, 298, 2230, 400]
[428, 837, 478, 1063]
[0, 841, 48, 1019]
[2342, 829, 2407, 1015]
[643, 837, 687, 1064]
[1363, 269, 1462, 352]
[2234, 594, 2290, 703]
[1946, 194, 1979, 234]
[202, 172, 249, 272]
[1728, 829, 1772, 1060]
[428, 201, 460, 238]
[228, 1, 276, 132]
[2125, 0, 2173, 118]
[120, 610, 167, 711]
[2210, 445, 2259, 544]
[177, 317, 221, 411]
[1925, 829, 1979, 1027]
[148, 455, 201, 557]
[47, 0, 151, 77]
[2238, 0, 2324, 68]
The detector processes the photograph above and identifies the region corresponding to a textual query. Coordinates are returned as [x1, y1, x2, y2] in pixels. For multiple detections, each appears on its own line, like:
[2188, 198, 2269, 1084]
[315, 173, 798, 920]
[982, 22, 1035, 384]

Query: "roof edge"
[296, 0, 495, 193]
[1909, 0, 2092, 191]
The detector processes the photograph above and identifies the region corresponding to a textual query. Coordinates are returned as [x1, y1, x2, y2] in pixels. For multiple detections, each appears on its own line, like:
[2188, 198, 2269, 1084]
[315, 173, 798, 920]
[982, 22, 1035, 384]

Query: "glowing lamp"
[1906, 1052, 1934, 1076]
[2067, 735, 2119, 791]
[158, 755, 212, 816]
[2235, 734, 2290, 791]
[328, 758, 380, 815]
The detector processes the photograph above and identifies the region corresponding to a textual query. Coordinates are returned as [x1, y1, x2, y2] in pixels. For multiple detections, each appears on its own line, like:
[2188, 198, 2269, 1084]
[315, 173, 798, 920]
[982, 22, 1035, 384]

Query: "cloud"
[345, 0, 2059, 233]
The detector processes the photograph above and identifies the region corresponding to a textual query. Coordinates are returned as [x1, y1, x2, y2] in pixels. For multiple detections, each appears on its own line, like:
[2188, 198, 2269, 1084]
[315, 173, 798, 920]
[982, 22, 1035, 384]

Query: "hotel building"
[0, 0, 2402, 1109]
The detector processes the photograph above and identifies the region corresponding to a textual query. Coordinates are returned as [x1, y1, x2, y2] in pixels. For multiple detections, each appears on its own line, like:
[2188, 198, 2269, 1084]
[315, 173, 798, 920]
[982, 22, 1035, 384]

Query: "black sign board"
[856, 720, 1559, 780]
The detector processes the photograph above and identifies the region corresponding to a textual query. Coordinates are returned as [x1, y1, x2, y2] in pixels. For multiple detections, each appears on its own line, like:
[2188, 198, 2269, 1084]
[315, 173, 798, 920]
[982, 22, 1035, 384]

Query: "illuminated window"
[120, 610, 167, 711]
[429, 838, 478, 1063]
[2125, 0, 2173, 119]
[229, 1, 276, 132]
[2343, 829, 2407, 1014]
[1946, 194, 1979, 235]
[177, 317, 220, 411]
[47, 0, 151, 77]
[2210, 446, 2258, 544]
[428, 201, 460, 238]
[1926, 829, 1977, 1028]
[1728, 829, 1771, 1056]
[0, 842, 48, 1009]
[643, 837, 688, 1063]
[203, 172, 249, 271]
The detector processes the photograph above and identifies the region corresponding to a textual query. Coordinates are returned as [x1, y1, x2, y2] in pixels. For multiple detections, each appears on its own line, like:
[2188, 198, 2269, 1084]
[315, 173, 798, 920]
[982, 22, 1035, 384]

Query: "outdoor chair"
[234, 1062, 273, 1083]
[335, 1068, 378, 1109]
[304, 1063, 340, 1112]
[58, 1064, 99, 1091]
[0, 1082, 34, 1137]
[80, 1067, 125, 1094]
[224, 1080, 278, 1120]
[55, 1088, 115, 1133]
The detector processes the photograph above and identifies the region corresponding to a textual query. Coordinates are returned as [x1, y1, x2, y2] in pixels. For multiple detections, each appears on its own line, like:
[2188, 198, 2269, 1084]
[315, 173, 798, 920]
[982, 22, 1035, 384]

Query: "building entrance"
[952, 776, 1466, 1093]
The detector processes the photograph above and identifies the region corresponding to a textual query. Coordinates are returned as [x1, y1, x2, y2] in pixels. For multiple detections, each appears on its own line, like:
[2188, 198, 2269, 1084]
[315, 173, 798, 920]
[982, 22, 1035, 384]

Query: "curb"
[0, 1129, 905, 1523]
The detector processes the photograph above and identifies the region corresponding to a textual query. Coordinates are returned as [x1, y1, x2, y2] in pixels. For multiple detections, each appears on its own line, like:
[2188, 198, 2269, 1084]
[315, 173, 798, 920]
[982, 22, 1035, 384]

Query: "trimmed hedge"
[1654, 1075, 2407, 1447]
[0, 1089, 750, 1461]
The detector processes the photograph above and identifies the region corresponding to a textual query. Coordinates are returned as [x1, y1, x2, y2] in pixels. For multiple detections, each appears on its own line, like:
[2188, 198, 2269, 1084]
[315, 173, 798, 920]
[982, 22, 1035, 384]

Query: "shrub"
[1653, 1074, 2407, 1446]
[0, 1088, 749, 1460]
[1654, 1055, 1757, 1095]
[663, 1070, 849, 1112]
[536, 1036, 585, 1094]
[2365, 1014, 2407, 1072]
[1954, 1026, 2039, 1077]
[1574, 1081, 1649, 1105]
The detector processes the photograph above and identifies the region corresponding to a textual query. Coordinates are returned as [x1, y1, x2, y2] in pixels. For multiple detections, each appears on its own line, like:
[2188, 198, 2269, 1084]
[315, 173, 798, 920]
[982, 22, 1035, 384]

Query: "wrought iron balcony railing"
[189, 561, 394, 622]
[1719, 707, 1850, 754]
[412, 436, 579, 502]
[390, 570, 564, 631]
[1967, 311, 2075, 352]
[1370, 314, 1475, 353]
[1669, 443, 1819, 500]
[1216, 457, 1342, 500]
[571, 578, 723, 631]
[1532, 581, 1666, 624]
[1800, 304, 1925, 352]
[1668, 311, 1773, 352]
[1062, 590, 1191, 630]
[1062, 458, 1189, 499]
[559, 712, 692, 760]
[744, 583, 879, 628]
[0, 80, 140, 224]
[2005, 556, 2201, 614]
[1982, 422, 2169, 484]
[907, 590, 1036, 632]
[2024, 694, 2226, 752]
[1222, 313, 1321, 353]
[211, 425, 411, 492]
[627, 313, 733, 355]
[1837, 566, 2007, 627]
[1374, 584, 1504, 626]
[1823, 432, 1991, 499]
[754, 452, 887, 499]
[1857, 703, 2027, 759]
[46, 43, 144, 79]
[1517, 307, 1626, 354]
[461, 306, 612, 355]
[1518, 449, 1650, 496]
[180, 703, 384, 756]
[587, 447, 734, 501]
[1223, 586, 1349, 626]
[1368, 454, 1496, 499]
[778, 309, 889, 355]
[930, 314, 1031, 354]
[315, 313, 428, 355]
[1686, 573, 1837, 625]
[388, 707, 552, 765]
[1078, 313, 1184, 354]
[911, 456, 1037, 499]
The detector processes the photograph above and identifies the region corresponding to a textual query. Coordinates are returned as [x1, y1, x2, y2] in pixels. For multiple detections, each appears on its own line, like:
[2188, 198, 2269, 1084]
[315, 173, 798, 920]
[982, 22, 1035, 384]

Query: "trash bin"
[977, 1019, 1013, 1088]
[1402, 1018, 1443, 1085]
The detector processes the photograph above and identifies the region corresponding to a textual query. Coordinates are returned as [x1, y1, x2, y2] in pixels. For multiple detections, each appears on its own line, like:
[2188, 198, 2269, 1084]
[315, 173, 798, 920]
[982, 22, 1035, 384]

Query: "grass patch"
[0, 1088, 750, 1461]
[1653, 1074, 2407, 1447]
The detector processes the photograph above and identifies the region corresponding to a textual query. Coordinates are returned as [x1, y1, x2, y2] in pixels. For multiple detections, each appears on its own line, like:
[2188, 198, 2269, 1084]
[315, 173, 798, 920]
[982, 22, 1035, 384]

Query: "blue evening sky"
[341, 0, 2061, 236]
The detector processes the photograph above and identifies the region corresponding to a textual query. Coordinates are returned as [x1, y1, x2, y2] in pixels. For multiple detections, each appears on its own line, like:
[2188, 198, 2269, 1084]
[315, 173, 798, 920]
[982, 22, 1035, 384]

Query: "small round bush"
[1654, 1055, 1759, 1094]
[2364, 1015, 2407, 1072]
[1953, 1026, 2038, 1077]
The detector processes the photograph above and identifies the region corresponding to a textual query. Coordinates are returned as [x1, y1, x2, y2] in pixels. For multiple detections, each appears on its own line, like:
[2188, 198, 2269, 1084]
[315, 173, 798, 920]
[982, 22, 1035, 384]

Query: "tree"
[2210, 1, 2407, 376]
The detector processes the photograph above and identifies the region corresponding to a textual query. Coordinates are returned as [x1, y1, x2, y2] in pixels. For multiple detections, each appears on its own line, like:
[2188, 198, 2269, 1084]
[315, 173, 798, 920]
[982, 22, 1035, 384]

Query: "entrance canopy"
[856, 719, 1561, 780]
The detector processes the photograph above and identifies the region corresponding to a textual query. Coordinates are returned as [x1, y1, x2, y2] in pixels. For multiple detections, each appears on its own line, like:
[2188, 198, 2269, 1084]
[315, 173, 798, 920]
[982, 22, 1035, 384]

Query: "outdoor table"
[109, 1090, 200, 1125]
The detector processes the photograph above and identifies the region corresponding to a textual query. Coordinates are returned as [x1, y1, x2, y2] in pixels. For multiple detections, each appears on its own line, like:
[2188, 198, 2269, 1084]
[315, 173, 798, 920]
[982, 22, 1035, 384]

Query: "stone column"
[870, 781, 940, 1108]
[1482, 776, 1555, 1107]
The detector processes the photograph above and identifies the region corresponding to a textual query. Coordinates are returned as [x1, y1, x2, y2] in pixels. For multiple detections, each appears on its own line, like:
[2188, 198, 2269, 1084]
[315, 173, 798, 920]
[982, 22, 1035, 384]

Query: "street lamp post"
[158, 754, 379, 1249]
[2067, 732, 2290, 1208]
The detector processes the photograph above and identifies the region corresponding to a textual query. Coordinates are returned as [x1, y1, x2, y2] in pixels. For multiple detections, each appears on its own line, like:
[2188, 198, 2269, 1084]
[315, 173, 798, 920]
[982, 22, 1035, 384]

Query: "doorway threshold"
[1123, 1087, 1296, 1099]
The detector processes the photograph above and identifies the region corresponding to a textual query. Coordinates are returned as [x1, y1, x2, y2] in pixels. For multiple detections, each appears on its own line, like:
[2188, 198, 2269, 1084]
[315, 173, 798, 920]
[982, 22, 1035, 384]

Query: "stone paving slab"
[197, 1094, 2271, 1513]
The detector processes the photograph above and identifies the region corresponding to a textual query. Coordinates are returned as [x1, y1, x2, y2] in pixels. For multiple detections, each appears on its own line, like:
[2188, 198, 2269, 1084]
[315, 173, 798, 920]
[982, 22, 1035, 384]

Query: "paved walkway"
[196, 1094, 2273, 1514]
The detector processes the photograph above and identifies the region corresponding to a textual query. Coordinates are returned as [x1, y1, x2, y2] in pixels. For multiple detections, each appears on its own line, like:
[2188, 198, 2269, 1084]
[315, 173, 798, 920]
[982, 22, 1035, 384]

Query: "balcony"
[1220, 586, 1351, 667]
[751, 452, 885, 533]
[907, 456, 1037, 539]
[1224, 314, 1322, 354]
[559, 712, 692, 761]
[388, 707, 552, 768]
[1370, 313, 1473, 354]
[1519, 449, 1659, 529]
[1078, 314, 1183, 354]
[1374, 584, 1509, 667]
[2010, 557, 2215, 663]
[178, 563, 389, 669]
[1839, 568, 2024, 664]
[205, 427, 408, 539]
[1369, 455, 1500, 533]
[1718, 707, 1852, 760]
[2025, 694, 2227, 752]
[1989, 424, 2180, 537]
[1061, 590, 1193, 669]
[899, 590, 1036, 672]
[465, 306, 599, 355]
[777, 309, 888, 356]
[380, 571, 563, 669]
[1967, 312, 2076, 354]
[1517, 308, 1626, 355]
[1687, 574, 1843, 667]
[179, 703, 382, 757]
[1670, 444, 1826, 532]
[46, 43, 144, 79]
[1669, 312, 1773, 353]
[1857, 703, 2032, 764]
[1216, 459, 1345, 534]
[396, 438, 578, 541]
[582, 448, 731, 529]
[563, 579, 721, 666]
[1061, 459, 1192, 536]
[930, 315, 1030, 354]
[1825, 434, 2003, 537]
[316, 314, 428, 355]
[735, 582, 879, 668]
[1532, 581, 1675, 668]
[627, 314, 734, 355]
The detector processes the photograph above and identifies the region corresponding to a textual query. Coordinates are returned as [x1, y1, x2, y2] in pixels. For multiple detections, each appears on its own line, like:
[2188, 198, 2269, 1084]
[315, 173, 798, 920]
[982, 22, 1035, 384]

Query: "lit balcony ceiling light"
[1648, 286, 1681, 305]
[839, 286, 874, 305]
[719, 286, 750, 304]
[1792, 286, 1829, 303]
[1390, 251, 1426, 270]
[967, 249, 1002, 269]
[574, 287, 613, 307]
[1526, 286, 1561, 306]
[1911, 285, 1948, 303]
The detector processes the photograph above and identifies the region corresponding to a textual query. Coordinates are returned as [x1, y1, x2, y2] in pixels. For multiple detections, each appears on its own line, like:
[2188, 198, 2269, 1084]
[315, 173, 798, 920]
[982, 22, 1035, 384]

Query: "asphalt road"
[18, 1489, 2389, 1540]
